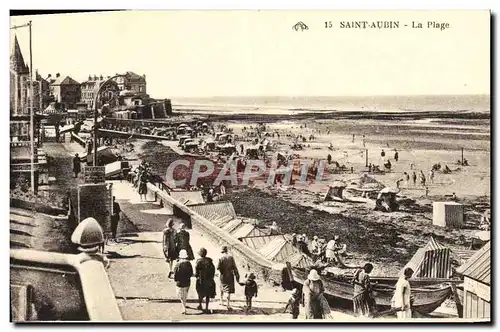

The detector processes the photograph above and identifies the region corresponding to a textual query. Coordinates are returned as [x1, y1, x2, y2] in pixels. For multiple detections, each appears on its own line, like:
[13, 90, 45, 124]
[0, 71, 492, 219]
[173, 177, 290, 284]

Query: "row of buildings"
[46, 71, 148, 111]
[10, 36, 171, 119]
[10, 34, 172, 190]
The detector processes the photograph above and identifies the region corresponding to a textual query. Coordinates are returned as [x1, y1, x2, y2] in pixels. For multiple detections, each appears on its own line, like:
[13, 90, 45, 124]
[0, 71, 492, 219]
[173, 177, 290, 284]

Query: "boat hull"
[292, 269, 452, 315]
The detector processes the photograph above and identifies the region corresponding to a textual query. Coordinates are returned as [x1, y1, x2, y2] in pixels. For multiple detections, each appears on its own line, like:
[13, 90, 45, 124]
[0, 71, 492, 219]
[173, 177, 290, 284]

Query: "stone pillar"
[77, 183, 112, 232]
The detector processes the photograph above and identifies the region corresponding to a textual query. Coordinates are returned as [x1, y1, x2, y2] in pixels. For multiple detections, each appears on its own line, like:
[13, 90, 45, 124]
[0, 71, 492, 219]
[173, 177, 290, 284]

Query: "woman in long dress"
[173, 250, 193, 315]
[175, 223, 195, 260]
[353, 263, 375, 318]
[393, 267, 414, 319]
[138, 171, 148, 201]
[195, 247, 216, 313]
[217, 245, 240, 310]
[162, 219, 177, 278]
[302, 269, 325, 319]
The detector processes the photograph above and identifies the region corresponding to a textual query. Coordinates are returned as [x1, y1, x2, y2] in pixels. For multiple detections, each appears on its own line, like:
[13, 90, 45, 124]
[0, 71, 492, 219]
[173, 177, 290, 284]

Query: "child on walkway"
[284, 288, 301, 319]
[242, 273, 258, 313]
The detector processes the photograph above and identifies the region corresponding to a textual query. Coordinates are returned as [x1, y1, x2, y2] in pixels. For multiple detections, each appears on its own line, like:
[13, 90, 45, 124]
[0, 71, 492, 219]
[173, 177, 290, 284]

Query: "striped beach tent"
[401, 237, 452, 278]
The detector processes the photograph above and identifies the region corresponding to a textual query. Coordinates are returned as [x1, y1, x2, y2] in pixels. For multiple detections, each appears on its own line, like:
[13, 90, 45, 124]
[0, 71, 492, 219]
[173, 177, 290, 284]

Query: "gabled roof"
[456, 241, 490, 285]
[50, 75, 80, 86]
[61, 76, 80, 85]
[10, 36, 29, 75]
[125, 71, 146, 82]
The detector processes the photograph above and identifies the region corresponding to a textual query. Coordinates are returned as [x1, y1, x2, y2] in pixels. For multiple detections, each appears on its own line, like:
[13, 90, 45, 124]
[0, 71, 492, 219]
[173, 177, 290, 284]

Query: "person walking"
[138, 170, 148, 201]
[429, 169, 435, 184]
[302, 269, 324, 319]
[394, 150, 399, 162]
[73, 153, 81, 178]
[325, 237, 337, 265]
[412, 172, 417, 186]
[173, 250, 193, 315]
[419, 170, 426, 187]
[163, 219, 178, 278]
[353, 263, 375, 318]
[217, 245, 240, 310]
[175, 223, 195, 261]
[392, 268, 414, 319]
[194, 247, 216, 313]
[242, 273, 258, 313]
[284, 288, 301, 319]
[110, 197, 121, 241]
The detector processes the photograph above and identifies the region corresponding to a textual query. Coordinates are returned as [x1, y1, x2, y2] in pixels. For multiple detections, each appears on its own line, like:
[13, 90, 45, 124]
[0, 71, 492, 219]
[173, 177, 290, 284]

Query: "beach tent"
[189, 201, 237, 222]
[401, 237, 452, 279]
[288, 252, 315, 269]
[324, 181, 347, 201]
[169, 190, 204, 206]
[257, 235, 302, 263]
[230, 223, 268, 239]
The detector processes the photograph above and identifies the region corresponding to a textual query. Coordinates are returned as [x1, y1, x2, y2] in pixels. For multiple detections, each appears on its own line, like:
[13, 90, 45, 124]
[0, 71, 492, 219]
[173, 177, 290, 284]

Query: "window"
[139, 86, 143, 92]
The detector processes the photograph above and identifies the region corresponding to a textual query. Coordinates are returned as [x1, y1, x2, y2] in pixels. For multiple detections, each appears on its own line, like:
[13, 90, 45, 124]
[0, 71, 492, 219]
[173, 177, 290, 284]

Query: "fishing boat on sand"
[289, 267, 453, 315]
[164, 191, 457, 316]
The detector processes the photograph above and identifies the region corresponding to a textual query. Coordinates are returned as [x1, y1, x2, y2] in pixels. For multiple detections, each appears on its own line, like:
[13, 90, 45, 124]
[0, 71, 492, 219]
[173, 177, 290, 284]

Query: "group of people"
[163, 219, 258, 314]
[351, 264, 415, 319]
[128, 161, 152, 201]
[291, 234, 347, 266]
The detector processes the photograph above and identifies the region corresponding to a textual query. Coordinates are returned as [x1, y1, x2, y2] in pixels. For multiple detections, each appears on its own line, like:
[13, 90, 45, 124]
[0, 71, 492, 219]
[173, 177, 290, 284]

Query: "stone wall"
[147, 183, 283, 284]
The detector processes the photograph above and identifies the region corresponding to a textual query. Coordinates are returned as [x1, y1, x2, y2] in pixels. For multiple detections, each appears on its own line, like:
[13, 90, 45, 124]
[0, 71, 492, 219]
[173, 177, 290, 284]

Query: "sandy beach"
[133, 107, 490, 278]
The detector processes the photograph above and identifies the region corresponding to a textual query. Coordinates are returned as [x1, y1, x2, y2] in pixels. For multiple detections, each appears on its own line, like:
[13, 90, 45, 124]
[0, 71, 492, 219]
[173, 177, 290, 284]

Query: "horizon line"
[167, 93, 490, 99]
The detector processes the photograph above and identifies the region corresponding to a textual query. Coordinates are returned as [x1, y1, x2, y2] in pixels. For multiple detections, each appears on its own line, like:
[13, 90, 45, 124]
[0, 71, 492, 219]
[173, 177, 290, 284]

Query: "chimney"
[88, 75, 92, 81]
[56, 73, 60, 78]
[100, 75, 103, 80]
[47, 74, 52, 78]
[94, 75, 98, 80]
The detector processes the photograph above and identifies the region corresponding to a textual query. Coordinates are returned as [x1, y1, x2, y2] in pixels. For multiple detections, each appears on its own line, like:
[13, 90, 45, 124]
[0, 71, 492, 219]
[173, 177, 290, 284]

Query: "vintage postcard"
[9, 10, 490, 322]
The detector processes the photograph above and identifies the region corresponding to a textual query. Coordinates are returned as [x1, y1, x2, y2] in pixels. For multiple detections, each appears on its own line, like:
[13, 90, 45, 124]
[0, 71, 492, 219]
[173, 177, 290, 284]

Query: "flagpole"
[29, 21, 35, 193]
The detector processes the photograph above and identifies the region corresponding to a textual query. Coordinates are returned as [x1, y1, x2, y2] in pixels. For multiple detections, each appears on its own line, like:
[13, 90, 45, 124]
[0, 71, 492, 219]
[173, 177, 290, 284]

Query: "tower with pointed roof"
[10, 35, 43, 191]
[10, 35, 30, 75]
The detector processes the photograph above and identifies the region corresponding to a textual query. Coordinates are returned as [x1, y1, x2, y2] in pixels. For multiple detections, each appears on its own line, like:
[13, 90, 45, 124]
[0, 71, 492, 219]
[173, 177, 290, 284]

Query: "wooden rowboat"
[291, 267, 452, 315]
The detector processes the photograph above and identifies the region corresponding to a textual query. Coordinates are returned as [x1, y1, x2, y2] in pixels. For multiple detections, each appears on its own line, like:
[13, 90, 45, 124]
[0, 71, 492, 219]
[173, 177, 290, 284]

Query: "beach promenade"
[105, 180, 322, 321]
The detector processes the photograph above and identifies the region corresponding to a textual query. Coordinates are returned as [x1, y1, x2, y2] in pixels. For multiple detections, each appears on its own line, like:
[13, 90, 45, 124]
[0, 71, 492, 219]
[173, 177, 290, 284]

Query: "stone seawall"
[146, 183, 284, 284]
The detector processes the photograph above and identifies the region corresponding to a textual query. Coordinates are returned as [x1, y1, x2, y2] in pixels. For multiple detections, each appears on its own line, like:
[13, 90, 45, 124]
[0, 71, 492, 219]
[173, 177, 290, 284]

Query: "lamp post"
[92, 75, 123, 166]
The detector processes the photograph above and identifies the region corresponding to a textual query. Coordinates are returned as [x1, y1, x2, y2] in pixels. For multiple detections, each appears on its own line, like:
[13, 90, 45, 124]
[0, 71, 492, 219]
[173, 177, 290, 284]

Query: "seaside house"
[47, 73, 81, 110]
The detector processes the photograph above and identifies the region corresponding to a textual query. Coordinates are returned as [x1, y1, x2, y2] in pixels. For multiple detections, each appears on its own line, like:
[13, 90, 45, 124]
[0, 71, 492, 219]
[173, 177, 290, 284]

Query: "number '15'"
[325, 21, 332, 28]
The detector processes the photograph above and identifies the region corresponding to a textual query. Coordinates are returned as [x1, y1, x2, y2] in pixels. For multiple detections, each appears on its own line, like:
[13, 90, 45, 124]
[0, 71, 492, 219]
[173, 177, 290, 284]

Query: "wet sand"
[132, 110, 490, 277]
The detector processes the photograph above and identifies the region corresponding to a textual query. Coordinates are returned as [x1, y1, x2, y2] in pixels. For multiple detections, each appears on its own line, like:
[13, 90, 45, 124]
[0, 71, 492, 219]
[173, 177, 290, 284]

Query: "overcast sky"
[10, 10, 490, 98]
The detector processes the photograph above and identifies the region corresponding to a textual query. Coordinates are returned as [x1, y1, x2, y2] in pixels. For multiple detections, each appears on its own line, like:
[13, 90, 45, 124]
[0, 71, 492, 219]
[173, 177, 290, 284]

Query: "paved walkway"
[105, 180, 355, 321]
